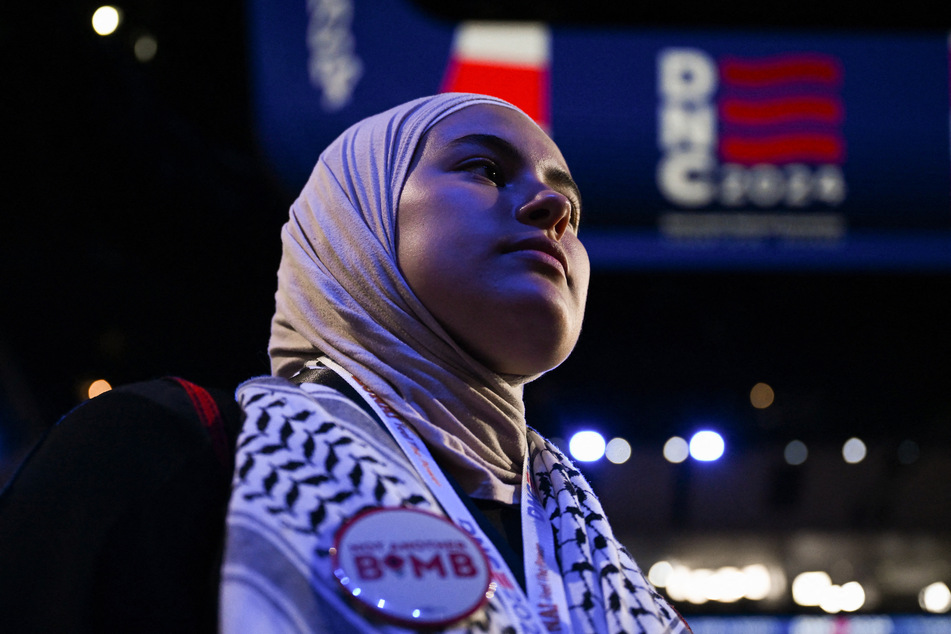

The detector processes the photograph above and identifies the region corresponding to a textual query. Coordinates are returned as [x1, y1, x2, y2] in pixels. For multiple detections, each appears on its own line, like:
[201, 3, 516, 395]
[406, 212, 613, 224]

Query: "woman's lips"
[504, 236, 569, 278]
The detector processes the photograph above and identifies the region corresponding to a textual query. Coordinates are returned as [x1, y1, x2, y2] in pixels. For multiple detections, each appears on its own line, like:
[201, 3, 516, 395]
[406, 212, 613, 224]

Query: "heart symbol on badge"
[383, 553, 405, 575]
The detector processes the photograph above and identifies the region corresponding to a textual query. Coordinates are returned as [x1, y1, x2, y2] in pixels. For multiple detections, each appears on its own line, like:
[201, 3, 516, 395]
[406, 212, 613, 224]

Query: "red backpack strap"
[169, 377, 232, 472]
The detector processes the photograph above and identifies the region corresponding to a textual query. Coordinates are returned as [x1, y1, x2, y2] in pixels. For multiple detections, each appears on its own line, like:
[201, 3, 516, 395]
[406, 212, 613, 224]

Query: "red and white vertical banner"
[440, 22, 552, 131]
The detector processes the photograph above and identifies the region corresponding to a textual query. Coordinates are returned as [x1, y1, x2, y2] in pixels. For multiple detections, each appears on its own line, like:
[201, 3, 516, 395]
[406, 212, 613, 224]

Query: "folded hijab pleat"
[269, 93, 530, 502]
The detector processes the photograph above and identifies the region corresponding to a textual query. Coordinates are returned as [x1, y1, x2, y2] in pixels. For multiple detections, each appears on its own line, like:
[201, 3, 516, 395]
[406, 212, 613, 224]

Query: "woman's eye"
[465, 160, 504, 186]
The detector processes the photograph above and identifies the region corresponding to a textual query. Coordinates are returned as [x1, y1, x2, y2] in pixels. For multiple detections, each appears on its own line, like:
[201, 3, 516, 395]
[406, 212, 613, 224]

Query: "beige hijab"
[269, 93, 544, 503]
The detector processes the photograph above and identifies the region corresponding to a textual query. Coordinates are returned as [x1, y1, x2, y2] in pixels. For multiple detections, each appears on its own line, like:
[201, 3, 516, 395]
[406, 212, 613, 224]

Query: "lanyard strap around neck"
[312, 357, 572, 633]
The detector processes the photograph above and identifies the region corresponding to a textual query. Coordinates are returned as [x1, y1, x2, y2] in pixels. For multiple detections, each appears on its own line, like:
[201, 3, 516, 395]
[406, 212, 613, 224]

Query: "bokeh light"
[648, 561, 674, 587]
[91, 6, 121, 36]
[837, 581, 866, 613]
[87, 379, 112, 399]
[605, 437, 632, 464]
[689, 430, 725, 462]
[750, 382, 775, 409]
[842, 437, 867, 464]
[784, 440, 808, 465]
[920, 581, 951, 613]
[897, 439, 920, 465]
[792, 571, 832, 607]
[741, 564, 773, 601]
[791, 571, 865, 613]
[663, 436, 689, 463]
[569, 430, 606, 462]
[656, 562, 778, 605]
[134, 35, 158, 62]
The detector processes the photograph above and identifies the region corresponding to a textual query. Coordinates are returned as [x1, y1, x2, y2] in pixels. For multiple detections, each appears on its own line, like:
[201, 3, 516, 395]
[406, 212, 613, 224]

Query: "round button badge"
[332, 508, 491, 628]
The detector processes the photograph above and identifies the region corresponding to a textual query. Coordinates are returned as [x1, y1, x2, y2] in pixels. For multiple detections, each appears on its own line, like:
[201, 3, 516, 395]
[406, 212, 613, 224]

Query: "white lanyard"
[313, 357, 573, 633]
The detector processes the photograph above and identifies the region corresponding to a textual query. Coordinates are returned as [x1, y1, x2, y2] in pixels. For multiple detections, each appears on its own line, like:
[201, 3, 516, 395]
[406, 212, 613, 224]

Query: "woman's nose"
[515, 189, 572, 239]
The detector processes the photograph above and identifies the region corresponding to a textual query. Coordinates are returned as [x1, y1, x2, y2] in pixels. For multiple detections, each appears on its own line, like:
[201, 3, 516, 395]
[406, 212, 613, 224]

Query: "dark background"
[2, 0, 949, 617]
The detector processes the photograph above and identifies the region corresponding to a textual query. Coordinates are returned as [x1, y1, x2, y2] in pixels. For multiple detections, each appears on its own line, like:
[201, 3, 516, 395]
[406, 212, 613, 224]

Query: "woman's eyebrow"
[447, 133, 582, 208]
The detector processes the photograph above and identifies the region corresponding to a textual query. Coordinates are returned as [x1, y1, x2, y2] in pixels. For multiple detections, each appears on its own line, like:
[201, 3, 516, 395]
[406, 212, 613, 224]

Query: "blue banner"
[248, 0, 951, 269]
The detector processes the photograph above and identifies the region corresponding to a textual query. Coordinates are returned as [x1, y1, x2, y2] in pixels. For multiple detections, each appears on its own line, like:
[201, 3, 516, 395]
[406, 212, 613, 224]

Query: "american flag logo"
[718, 54, 846, 165]
[657, 48, 847, 209]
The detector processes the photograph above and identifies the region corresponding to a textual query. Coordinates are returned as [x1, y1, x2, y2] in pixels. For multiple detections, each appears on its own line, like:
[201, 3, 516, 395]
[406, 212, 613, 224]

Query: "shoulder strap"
[289, 366, 380, 423]
[169, 377, 232, 472]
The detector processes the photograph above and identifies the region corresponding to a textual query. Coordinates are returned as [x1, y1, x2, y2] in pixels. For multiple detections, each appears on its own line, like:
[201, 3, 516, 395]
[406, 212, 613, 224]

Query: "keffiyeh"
[224, 377, 688, 633]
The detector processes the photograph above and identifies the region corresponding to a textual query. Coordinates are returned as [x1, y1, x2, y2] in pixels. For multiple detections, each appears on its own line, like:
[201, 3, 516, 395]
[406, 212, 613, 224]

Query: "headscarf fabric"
[269, 93, 536, 502]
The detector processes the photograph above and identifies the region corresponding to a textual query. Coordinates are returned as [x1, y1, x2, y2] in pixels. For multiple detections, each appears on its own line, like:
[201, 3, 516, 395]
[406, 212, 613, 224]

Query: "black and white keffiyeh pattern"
[527, 429, 689, 634]
[221, 378, 689, 634]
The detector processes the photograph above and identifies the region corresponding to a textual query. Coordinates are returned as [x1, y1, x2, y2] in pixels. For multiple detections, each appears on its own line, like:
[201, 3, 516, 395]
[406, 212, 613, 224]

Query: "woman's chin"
[476, 331, 578, 378]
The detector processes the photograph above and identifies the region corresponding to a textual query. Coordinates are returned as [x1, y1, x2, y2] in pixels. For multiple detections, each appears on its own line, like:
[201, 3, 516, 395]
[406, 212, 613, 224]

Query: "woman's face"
[397, 104, 590, 376]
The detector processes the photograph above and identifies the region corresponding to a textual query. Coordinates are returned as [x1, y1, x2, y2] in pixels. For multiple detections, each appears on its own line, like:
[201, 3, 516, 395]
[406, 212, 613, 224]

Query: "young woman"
[220, 93, 690, 633]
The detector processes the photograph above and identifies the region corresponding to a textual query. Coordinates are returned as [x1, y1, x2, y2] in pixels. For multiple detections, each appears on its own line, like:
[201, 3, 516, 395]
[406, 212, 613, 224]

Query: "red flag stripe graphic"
[440, 59, 549, 128]
[720, 55, 842, 86]
[720, 133, 845, 164]
[439, 22, 551, 129]
[720, 96, 844, 125]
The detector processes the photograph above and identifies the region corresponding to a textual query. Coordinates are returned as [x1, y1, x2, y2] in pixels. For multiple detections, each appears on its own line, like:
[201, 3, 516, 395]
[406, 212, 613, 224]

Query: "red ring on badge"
[331, 507, 491, 628]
